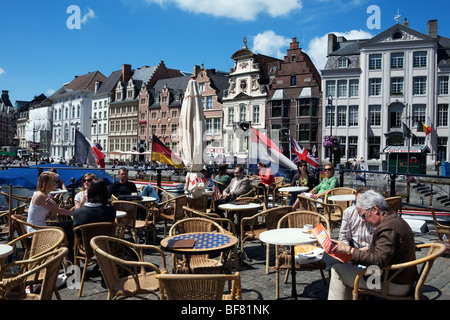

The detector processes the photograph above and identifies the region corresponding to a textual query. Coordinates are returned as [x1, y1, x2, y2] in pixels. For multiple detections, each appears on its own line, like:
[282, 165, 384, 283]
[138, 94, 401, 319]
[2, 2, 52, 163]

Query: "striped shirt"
[338, 206, 375, 249]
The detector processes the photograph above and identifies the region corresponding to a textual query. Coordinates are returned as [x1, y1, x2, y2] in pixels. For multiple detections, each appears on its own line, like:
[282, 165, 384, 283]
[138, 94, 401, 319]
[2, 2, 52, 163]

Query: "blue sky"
[1, 0, 449, 102]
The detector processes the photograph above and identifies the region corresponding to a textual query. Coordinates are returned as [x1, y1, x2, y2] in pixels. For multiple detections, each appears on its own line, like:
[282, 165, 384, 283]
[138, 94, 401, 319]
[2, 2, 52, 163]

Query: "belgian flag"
[417, 121, 433, 136]
[151, 134, 184, 168]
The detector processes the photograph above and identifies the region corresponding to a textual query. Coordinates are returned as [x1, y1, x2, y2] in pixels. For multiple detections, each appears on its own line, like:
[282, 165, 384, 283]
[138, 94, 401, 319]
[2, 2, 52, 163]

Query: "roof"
[297, 87, 320, 99]
[50, 71, 106, 98]
[95, 70, 123, 95]
[271, 89, 290, 101]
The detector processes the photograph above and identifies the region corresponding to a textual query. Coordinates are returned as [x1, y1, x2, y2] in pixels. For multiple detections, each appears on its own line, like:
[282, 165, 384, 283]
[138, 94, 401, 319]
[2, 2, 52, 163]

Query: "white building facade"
[322, 19, 450, 173]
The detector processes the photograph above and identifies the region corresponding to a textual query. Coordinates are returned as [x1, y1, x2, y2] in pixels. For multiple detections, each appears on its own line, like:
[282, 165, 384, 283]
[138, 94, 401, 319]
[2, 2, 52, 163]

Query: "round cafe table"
[277, 186, 309, 206]
[49, 189, 68, 195]
[116, 210, 127, 218]
[0, 244, 14, 270]
[218, 202, 263, 235]
[259, 228, 316, 300]
[327, 194, 356, 209]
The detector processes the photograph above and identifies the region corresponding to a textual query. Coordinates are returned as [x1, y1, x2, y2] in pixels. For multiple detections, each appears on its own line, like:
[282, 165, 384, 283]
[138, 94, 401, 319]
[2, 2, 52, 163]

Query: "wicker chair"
[0, 204, 28, 242]
[275, 211, 330, 299]
[153, 195, 188, 239]
[1, 228, 66, 299]
[90, 235, 167, 300]
[156, 271, 242, 300]
[154, 186, 175, 203]
[240, 206, 293, 274]
[269, 177, 287, 207]
[183, 206, 239, 271]
[73, 222, 119, 297]
[300, 196, 343, 231]
[385, 196, 402, 215]
[0, 247, 68, 300]
[353, 243, 446, 300]
[168, 217, 229, 274]
[112, 200, 155, 243]
[430, 208, 450, 241]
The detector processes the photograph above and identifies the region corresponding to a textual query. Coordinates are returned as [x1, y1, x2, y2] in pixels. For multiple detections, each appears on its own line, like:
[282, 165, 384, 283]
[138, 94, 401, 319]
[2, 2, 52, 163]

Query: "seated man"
[214, 165, 252, 217]
[108, 167, 138, 199]
[328, 190, 418, 300]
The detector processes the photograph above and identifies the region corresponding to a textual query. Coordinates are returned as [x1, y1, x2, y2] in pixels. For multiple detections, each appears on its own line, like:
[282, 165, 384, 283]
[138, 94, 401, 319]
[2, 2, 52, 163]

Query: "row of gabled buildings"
[14, 37, 323, 167]
[8, 18, 450, 172]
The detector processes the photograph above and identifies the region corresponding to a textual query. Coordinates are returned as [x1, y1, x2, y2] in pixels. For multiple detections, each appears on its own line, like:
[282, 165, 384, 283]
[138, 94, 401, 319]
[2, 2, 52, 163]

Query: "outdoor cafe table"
[259, 228, 317, 300]
[327, 194, 356, 209]
[0, 244, 13, 271]
[49, 189, 68, 195]
[115, 210, 127, 218]
[218, 202, 263, 235]
[160, 232, 238, 273]
[278, 186, 309, 205]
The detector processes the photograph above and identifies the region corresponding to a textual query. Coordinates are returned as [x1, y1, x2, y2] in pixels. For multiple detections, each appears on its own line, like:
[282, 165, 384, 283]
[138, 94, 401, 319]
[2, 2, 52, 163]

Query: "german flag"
[417, 121, 433, 136]
[151, 134, 184, 168]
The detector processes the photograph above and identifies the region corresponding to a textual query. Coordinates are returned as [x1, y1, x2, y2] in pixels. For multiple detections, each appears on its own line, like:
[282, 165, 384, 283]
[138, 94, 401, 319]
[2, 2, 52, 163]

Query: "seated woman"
[27, 171, 75, 259]
[73, 178, 116, 228]
[74, 173, 96, 209]
[288, 160, 319, 205]
[293, 163, 338, 210]
[213, 164, 232, 194]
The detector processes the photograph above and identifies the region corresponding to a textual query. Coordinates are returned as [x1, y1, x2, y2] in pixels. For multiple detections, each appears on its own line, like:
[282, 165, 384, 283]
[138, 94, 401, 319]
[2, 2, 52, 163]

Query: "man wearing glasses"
[328, 190, 417, 299]
[214, 165, 252, 217]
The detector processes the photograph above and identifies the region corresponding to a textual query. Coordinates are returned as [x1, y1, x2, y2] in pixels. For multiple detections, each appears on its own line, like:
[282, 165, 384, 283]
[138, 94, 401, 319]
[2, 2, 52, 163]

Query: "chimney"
[122, 64, 132, 83]
[403, 18, 409, 27]
[193, 65, 201, 77]
[290, 37, 299, 50]
[1, 90, 8, 99]
[428, 19, 438, 38]
[327, 33, 337, 56]
[95, 81, 101, 93]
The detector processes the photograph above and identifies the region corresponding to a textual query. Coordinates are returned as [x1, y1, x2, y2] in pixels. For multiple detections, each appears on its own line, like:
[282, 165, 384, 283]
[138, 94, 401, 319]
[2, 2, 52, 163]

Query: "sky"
[0, 0, 449, 103]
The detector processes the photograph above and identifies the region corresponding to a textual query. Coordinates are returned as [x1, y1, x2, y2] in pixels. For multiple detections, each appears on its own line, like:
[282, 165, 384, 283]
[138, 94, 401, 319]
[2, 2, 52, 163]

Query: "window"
[389, 105, 403, 128]
[228, 107, 234, 125]
[290, 75, 296, 86]
[271, 100, 289, 118]
[348, 136, 358, 159]
[437, 137, 448, 162]
[412, 136, 425, 145]
[337, 80, 347, 98]
[206, 119, 212, 135]
[349, 80, 359, 97]
[161, 125, 166, 136]
[253, 105, 260, 124]
[369, 105, 381, 126]
[213, 118, 221, 135]
[439, 76, 449, 95]
[413, 105, 426, 126]
[391, 77, 404, 95]
[369, 54, 382, 70]
[198, 83, 205, 92]
[368, 136, 381, 159]
[337, 106, 347, 127]
[391, 53, 404, 69]
[326, 106, 335, 127]
[369, 78, 382, 96]
[326, 81, 336, 98]
[239, 105, 246, 122]
[206, 96, 213, 110]
[413, 51, 427, 68]
[413, 77, 427, 95]
[298, 124, 310, 141]
[438, 104, 448, 127]
[349, 106, 358, 126]
[338, 58, 348, 68]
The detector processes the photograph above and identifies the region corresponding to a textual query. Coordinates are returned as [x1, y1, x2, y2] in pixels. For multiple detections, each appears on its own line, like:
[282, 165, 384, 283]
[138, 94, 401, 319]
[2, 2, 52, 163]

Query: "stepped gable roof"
[151, 76, 191, 108]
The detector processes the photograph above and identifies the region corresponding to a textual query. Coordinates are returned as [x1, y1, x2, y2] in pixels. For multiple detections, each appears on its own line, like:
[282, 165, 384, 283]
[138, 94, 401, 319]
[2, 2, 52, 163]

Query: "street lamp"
[92, 116, 98, 144]
[327, 95, 333, 164]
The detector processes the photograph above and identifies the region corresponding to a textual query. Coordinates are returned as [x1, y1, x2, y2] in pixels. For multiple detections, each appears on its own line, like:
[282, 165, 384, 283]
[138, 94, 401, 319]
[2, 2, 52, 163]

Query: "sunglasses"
[324, 168, 333, 171]
[359, 207, 373, 220]
[83, 179, 93, 183]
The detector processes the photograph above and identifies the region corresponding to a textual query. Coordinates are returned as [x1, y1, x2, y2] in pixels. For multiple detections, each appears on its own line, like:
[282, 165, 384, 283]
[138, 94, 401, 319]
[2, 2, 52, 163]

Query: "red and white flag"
[290, 137, 320, 168]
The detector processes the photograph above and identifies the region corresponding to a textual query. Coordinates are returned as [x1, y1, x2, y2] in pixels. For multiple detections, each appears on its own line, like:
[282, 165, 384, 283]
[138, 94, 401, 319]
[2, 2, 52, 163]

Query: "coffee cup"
[303, 224, 313, 232]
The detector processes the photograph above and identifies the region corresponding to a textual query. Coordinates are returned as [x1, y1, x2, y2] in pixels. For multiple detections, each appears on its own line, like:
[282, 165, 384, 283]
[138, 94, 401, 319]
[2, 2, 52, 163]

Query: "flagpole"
[407, 104, 410, 174]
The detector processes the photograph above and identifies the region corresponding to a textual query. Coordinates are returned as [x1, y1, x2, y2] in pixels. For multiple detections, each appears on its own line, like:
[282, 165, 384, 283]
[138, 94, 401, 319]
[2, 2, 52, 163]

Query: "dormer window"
[338, 57, 348, 68]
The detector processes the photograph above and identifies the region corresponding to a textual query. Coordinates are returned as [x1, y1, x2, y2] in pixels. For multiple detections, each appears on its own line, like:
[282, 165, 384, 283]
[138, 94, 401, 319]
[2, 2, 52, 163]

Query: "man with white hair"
[327, 190, 417, 300]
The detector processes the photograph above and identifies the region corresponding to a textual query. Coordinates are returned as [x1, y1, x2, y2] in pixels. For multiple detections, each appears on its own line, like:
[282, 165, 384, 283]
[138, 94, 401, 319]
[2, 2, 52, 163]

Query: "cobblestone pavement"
[2, 223, 449, 305]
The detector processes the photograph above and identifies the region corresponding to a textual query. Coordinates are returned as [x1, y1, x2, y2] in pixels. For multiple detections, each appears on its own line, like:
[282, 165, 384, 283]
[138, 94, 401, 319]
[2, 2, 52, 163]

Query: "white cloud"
[305, 30, 373, 71]
[81, 8, 96, 24]
[251, 31, 291, 59]
[145, 0, 302, 21]
[0, 68, 5, 76]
